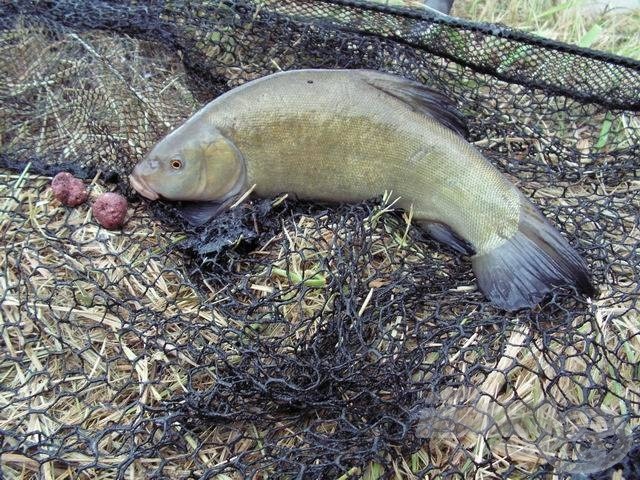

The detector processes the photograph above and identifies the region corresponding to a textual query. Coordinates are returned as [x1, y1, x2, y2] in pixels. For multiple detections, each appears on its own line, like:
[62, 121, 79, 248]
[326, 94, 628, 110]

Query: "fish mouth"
[129, 173, 159, 200]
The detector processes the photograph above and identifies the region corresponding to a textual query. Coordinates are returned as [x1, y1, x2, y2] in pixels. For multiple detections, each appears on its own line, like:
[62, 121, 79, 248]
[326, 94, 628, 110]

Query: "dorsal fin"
[360, 71, 469, 137]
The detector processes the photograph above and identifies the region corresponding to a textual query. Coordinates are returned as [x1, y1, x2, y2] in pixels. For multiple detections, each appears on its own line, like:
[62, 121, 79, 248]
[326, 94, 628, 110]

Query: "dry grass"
[389, 0, 640, 60]
[453, 0, 640, 60]
[1, 169, 203, 476]
[1, 2, 639, 479]
[2, 169, 638, 479]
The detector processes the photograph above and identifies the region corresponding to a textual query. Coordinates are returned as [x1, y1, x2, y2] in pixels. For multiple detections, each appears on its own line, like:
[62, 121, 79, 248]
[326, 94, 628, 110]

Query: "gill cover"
[199, 134, 246, 201]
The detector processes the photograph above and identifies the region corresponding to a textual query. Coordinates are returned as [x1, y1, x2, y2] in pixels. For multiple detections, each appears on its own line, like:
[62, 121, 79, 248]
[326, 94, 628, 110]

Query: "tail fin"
[472, 198, 596, 311]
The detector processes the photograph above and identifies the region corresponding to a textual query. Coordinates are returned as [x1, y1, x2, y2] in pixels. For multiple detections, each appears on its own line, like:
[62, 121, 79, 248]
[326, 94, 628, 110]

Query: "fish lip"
[129, 173, 159, 201]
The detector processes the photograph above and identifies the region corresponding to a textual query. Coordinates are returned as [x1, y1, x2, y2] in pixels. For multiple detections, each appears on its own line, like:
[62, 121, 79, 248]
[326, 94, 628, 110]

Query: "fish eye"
[170, 159, 183, 170]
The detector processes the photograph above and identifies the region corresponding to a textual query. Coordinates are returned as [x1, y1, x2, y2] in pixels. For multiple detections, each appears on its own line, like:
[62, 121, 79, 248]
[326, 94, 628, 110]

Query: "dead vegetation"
[1, 2, 639, 479]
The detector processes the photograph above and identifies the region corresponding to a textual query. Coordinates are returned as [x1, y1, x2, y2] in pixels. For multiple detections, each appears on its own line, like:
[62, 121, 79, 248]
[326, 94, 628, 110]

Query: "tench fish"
[129, 69, 595, 311]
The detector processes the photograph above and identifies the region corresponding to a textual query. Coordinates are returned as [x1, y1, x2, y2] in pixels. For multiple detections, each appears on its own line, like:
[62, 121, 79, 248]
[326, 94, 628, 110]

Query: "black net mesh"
[1, 1, 639, 478]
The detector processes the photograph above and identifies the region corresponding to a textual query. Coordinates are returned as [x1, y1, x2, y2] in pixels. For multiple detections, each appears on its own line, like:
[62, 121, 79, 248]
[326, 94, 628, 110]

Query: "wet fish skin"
[130, 69, 595, 310]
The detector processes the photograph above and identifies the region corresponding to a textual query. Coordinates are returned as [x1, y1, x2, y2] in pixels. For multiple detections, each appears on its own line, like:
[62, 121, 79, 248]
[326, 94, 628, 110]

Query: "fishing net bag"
[1, 0, 639, 478]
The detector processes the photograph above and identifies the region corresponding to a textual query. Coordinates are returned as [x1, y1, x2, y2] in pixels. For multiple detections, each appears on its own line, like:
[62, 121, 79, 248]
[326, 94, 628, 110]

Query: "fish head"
[130, 121, 245, 202]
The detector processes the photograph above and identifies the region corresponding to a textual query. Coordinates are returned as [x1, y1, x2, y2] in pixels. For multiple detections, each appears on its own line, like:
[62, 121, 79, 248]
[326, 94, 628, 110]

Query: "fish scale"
[214, 69, 520, 252]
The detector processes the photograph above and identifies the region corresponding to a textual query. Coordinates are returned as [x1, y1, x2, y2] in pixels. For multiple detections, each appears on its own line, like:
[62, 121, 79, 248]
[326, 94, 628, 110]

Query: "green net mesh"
[1, 1, 639, 478]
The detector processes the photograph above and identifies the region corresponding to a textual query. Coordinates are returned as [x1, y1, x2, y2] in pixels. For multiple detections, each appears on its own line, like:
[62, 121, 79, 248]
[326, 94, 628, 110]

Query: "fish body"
[130, 69, 594, 310]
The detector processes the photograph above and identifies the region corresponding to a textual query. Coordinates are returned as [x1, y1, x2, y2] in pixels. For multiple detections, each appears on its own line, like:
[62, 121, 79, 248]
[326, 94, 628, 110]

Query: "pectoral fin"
[362, 72, 468, 137]
[177, 201, 227, 226]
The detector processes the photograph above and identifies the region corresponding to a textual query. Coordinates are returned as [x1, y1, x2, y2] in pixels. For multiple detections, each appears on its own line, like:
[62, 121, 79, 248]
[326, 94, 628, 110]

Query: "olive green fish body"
[209, 70, 519, 254]
[130, 69, 595, 310]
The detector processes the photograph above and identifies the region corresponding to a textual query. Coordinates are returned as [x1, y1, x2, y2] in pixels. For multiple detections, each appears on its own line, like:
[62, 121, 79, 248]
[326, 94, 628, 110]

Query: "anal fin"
[418, 220, 475, 256]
